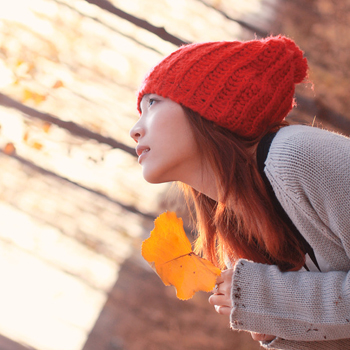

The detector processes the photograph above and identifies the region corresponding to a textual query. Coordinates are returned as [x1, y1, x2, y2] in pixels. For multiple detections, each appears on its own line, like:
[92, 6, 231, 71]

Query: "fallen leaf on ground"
[4, 142, 16, 155]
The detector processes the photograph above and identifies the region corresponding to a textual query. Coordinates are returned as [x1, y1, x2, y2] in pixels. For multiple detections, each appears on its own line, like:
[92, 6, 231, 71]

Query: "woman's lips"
[136, 146, 150, 163]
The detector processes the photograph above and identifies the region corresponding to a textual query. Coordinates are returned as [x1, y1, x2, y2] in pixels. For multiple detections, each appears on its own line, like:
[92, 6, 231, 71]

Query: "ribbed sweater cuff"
[229, 258, 350, 343]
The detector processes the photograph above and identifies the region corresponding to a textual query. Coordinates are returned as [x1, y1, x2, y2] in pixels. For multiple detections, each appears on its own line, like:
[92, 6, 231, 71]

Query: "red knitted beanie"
[137, 35, 308, 139]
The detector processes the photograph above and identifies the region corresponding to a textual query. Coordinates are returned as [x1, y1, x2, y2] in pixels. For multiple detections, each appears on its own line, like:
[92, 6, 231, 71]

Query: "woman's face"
[129, 94, 202, 185]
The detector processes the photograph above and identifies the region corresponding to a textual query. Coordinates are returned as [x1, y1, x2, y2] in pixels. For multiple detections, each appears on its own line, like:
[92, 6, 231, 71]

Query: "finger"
[216, 268, 234, 284]
[251, 333, 275, 342]
[208, 293, 232, 308]
[212, 282, 231, 296]
[212, 284, 219, 294]
[214, 305, 232, 315]
[212, 283, 223, 294]
[215, 275, 224, 284]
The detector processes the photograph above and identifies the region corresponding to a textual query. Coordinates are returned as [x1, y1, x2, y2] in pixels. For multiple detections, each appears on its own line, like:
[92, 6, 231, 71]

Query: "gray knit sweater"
[229, 125, 350, 350]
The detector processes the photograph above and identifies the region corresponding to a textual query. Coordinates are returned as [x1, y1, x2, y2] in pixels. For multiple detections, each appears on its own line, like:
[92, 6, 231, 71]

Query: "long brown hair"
[180, 106, 305, 272]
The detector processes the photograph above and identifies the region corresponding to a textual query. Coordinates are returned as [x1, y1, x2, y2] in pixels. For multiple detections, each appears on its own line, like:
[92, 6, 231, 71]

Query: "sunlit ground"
[0, 0, 271, 349]
[0, 202, 117, 350]
[0, 151, 148, 350]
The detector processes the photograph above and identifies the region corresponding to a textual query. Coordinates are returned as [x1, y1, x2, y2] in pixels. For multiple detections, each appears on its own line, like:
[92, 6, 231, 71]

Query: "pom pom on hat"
[137, 35, 308, 139]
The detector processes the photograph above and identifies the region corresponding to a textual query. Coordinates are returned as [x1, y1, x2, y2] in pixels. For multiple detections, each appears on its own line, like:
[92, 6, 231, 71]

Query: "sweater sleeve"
[230, 260, 350, 341]
[229, 126, 350, 348]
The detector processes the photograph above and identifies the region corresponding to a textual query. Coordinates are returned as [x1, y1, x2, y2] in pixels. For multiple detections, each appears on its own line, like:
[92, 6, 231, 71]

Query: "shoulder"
[266, 125, 350, 180]
[264, 124, 350, 206]
[270, 124, 349, 159]
[264, 124, 350, 222]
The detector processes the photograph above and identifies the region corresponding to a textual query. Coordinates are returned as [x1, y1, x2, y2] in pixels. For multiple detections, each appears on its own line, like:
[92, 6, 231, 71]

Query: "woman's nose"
[129, 122, 143, 143]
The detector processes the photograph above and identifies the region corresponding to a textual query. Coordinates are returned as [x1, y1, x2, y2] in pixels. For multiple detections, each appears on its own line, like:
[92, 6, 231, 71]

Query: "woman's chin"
[142, 171, 163, 184]
[142, 169, 173, 185]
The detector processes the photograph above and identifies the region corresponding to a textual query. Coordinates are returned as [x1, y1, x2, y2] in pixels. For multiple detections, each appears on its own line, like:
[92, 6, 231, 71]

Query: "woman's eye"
[149, 98, 156, 107]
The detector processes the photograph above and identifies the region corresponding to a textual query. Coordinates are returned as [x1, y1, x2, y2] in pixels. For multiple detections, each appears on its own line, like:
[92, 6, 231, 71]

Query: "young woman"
[129, 36, 350, 350]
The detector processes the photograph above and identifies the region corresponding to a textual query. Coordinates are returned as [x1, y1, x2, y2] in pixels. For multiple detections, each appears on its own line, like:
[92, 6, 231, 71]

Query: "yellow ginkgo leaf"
[142, 211, 221, 300]
[31, 142, 43, 150]
[52, 80, 64, 89]
[42, 122, 51, 133]
[4, 142, 16, 155]
[23, 89, 47, 105]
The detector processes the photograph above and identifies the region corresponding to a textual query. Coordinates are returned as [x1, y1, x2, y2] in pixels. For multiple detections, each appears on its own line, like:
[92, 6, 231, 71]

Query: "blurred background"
[0, 0, 349, 349]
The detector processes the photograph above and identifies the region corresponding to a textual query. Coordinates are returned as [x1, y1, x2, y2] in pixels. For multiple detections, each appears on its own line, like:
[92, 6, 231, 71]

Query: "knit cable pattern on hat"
[137, 36, 308, 139]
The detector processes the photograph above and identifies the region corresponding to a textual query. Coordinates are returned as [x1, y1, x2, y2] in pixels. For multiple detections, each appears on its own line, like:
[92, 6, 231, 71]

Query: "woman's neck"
[183, 161, 219, 201]
[184, 142, 259, 202]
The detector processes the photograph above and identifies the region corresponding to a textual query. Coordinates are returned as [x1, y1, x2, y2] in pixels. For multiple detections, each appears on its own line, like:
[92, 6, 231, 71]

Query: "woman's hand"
[208, 268, 234, 315]
[208, 268, 275, 343]
[250, 332, 275, 342]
